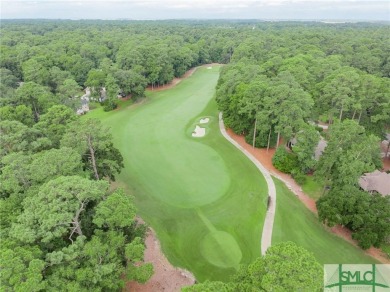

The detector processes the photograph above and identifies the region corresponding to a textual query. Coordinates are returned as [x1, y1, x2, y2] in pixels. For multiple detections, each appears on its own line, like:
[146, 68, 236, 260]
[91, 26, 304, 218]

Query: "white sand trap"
[207, 67, 212, 69]
[199, 118, 210, 124]
[192, 125, 206, 137]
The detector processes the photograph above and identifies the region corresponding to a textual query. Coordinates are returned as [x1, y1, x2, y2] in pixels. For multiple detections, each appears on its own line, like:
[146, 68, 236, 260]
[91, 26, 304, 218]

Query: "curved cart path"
[219, 113, 276, 255]
[224, 126, 390, 264]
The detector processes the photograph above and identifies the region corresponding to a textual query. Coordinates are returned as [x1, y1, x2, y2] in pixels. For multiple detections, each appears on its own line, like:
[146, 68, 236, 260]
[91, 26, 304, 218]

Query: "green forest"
[1, 20, 389, 291]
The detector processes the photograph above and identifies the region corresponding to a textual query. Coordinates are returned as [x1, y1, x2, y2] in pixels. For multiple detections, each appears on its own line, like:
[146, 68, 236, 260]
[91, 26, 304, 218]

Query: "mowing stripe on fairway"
[197, 208, 242, 269]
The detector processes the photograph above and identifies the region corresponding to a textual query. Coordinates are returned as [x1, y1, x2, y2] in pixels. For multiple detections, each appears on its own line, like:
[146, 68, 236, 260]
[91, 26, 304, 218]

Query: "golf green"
[94, 66, 267, 281]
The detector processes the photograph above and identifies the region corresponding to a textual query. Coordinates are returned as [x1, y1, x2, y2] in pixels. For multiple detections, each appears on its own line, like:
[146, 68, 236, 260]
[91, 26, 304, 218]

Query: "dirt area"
[380, 140, 390, 171]
[226, 129, 390, 264]
[125, 227, 195, 292]
[383, 158, 390, 172]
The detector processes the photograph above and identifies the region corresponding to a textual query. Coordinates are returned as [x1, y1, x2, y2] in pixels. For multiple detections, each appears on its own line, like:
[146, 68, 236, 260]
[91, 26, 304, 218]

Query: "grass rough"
[272, 178, 377, 264]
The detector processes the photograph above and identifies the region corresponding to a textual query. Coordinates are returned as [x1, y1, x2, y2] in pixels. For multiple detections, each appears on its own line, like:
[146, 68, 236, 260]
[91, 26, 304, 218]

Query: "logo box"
[324, 264, 390, 291]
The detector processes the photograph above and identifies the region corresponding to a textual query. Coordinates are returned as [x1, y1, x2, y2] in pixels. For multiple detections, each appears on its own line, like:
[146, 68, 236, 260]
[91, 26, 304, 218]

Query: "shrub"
[291, 169, 307, 185]
[272, 147, 298, 174]
[318, 115, 329, 123]
[88, 102, 100, 110]
[102, 98, 118, 112]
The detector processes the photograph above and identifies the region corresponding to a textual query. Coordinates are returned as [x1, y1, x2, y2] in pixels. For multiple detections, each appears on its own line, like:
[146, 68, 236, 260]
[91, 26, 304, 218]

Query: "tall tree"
[0, 105, 34, 126]
[57, 78, 82, 99]
[61, 118, 123, 181]
[321, 67, 360, 122]
[10, 176, 108, 244]
[84, 69, 106, 98]
[238, 76, 271, 148]
[315, 119, 381, 187]
[8, 177, 152, 290]
[292, 124, 320, 173]
[102, 74, 120, 111]
[0, 68, 19, 101]
[113, 69, 147, 98]
[105, 74, 120, 100]
[0, 120, 51, 159]
[48, 66, 73, 93]
[317, 185, 390, 249]
[234, 241, 323, 291]
[269, 71, 313, 146]
[34, 105, 77, 148]
[22, 58, 50, 86]
[15, 82, 54, 122]
[0, 244, 46, 291]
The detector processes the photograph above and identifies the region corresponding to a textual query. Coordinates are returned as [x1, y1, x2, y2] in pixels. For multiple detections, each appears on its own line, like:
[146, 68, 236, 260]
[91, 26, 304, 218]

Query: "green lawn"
[272, 178, 377, 264]
[302, 175, 324, 200]
[92, 66, 267, 281]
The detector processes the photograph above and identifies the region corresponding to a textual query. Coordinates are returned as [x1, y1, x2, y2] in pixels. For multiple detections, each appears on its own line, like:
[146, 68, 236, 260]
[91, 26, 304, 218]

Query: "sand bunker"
[192, 125, 206, 137]
[199, 118, 210, 124]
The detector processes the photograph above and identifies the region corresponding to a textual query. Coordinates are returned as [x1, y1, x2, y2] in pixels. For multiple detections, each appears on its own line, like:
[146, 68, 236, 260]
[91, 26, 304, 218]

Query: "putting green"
[200, 231, 242, 268]
[94, 66, 267, 281]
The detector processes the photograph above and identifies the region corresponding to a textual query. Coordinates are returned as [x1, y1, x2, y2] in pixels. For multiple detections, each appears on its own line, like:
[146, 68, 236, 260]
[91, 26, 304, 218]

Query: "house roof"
[358, 170, 390, 196]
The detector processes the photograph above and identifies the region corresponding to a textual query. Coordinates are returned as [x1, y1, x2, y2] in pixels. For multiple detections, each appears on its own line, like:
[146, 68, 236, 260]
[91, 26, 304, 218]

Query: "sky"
[1, 0, 389, 21]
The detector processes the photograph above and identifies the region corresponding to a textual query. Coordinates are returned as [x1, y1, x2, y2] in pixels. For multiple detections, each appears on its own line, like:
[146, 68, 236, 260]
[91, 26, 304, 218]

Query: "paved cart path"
[219, 113, 276, 255]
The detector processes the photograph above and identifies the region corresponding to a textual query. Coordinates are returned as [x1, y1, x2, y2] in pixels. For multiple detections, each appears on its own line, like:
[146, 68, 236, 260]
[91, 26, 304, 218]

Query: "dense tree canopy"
[1, 19, 389, 289]
[1, 104, 150, 289]
[317, 186, 390, 249]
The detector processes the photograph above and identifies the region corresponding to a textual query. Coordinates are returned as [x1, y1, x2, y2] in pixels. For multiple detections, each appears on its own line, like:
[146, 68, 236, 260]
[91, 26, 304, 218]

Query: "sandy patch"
[199, 118, 210, 124]
[126, 226, 195, 292]
[192, 125, 205, 137]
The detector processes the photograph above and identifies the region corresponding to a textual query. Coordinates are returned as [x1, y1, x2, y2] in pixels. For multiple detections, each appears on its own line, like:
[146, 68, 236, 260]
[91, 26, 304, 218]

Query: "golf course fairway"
[92, 65, 268, 281]
[89, 65, 378, 282]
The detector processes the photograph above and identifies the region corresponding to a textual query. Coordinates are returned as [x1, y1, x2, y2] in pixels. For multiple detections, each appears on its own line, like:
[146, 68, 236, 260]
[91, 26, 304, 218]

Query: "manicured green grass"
[302, 175, 324, 200]
[200, 230, 242, 269]
[94, 66, 267, 281]
[84, 99, 133, 119]
[272, 178, 377, 264]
